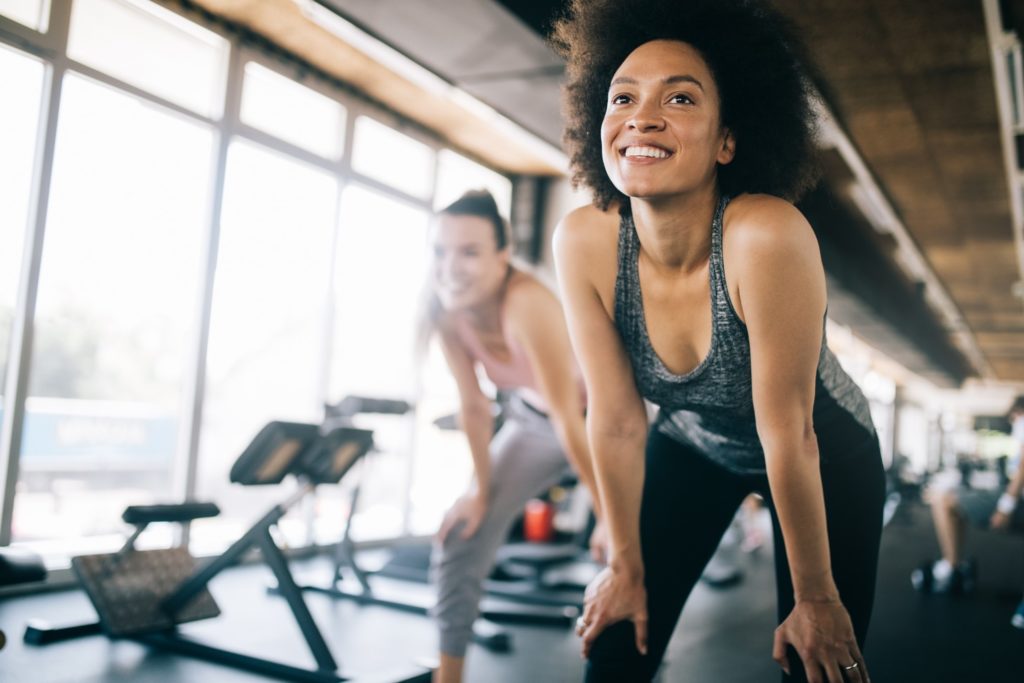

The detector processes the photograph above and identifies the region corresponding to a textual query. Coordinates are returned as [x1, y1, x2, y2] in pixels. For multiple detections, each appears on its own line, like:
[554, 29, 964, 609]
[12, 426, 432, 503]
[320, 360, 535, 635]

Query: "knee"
[934, 490, 961, 514]
[432, 531, 491, 587]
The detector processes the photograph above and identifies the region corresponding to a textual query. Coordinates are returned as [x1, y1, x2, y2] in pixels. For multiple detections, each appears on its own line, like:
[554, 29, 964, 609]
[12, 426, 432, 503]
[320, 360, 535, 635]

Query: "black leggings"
[585, 428, 885, 683]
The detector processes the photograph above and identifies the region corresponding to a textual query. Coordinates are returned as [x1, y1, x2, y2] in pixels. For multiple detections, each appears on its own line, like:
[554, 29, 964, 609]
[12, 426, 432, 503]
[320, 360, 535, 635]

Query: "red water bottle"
[524, 498, 554, 542]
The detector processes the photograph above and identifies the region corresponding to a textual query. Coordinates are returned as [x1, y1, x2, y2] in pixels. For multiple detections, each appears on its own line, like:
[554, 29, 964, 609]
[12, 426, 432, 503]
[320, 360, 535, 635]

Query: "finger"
[581, 610, 610, 659]
[436, 516, 453, 543]
[849, 646, 869, 683]
[805, 659, 825, 683]
[823, 659, 844, 683]
[634, 613, 648, 656]
[771, 629, 791, 675]
[580, 615, 608, 660]
[581, 598, 597, 625]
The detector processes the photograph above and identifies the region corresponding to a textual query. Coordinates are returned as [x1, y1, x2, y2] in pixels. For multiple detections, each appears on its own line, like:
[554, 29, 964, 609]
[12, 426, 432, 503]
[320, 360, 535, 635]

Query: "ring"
[575, 616, 589, 631]
[842, 662, 859, 671]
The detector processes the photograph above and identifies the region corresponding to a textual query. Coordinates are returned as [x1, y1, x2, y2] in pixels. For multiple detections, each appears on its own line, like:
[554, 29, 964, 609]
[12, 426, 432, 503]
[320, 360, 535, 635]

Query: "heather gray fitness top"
[614, 195, 876, 475]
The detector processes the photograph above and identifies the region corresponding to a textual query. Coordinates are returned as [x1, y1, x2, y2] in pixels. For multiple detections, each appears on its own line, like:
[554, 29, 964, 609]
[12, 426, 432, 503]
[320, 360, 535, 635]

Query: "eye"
[669, 93, 694, 105]
[610, 93, 632, 105]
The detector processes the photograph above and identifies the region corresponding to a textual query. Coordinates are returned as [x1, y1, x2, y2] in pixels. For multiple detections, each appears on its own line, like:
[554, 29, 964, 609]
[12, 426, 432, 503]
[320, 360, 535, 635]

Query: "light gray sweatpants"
[431, 395, 572, 657]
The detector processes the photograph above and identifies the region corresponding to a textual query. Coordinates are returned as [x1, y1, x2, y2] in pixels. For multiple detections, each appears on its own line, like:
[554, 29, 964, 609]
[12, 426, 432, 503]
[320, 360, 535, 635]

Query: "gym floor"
[0, 501, 1020, 683]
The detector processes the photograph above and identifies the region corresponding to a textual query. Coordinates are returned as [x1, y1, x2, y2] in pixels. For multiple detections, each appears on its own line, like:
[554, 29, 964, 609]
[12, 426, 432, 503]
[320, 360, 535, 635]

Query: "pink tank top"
[449, 306, 584, 414]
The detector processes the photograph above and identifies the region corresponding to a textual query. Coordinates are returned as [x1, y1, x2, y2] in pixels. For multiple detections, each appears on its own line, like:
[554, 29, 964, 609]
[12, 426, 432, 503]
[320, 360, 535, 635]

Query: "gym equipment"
[288, 396, 582, 655]
[25, 421, 430, 683]
[0, 547, 47, 652]
[24, 502, 220, 645]
[0, 548, 46, 588]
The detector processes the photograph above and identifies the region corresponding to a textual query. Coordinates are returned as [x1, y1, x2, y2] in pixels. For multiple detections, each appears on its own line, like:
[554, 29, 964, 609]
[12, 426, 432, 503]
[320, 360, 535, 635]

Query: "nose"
[627, 101, 665, 132]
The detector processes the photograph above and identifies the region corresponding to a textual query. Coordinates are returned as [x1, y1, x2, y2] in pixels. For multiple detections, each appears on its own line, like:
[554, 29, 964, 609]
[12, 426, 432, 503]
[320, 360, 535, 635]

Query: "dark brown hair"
[551, 0, 821, 210]
[439, 189, 510, 251]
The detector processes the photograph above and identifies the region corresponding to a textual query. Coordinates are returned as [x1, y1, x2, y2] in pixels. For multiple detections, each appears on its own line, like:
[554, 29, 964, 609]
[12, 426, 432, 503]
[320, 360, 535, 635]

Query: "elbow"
[588, 412, 648, 443]
[460, 400, 492, 425]
[758, 418, 818, 462]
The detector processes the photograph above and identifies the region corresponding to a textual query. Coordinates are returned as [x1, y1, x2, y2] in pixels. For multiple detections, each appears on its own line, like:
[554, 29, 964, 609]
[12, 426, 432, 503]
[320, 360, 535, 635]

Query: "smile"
[622, 145, 671, 159]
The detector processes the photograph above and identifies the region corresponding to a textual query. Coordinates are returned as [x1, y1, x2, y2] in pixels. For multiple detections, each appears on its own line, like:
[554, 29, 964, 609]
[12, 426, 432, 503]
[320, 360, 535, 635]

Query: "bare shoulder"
[505, 270, 558, 315]
[552, 202, 621, 259]
[724, 193, 819, 262]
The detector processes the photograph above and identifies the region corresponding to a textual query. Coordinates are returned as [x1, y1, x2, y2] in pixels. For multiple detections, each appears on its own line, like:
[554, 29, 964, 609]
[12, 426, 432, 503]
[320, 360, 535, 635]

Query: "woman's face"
[431, 213, 510, 312]
[601, 40, 734, 200]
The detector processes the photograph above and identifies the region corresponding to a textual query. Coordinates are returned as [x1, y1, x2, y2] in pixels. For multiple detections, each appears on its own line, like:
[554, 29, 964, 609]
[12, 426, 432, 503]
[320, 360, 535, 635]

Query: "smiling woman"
[553, 0, 820, 211]
[551, 2, 886, 683]
[420, 190, 603, 683]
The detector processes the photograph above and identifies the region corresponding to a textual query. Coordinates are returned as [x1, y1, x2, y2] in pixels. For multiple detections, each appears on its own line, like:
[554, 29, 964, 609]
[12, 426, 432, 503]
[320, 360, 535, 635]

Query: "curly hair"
[551, 0, 821, 210]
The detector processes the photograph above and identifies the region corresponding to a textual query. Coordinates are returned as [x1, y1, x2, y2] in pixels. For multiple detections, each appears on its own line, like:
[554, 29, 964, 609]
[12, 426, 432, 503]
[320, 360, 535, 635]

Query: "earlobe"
[718, 130, 736, 165]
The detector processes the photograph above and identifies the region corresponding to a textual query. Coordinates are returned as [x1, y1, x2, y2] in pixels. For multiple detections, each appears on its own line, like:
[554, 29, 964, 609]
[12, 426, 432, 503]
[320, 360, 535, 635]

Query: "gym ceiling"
[179, 0, 1024, 388]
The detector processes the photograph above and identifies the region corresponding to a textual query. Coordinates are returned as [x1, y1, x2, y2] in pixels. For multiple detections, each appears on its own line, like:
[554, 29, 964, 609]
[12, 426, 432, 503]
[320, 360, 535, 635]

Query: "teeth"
[624, 146, 669, 159]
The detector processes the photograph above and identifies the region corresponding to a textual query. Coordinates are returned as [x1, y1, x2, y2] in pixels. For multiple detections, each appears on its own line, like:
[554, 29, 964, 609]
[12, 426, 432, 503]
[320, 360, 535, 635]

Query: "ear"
[717, 128, 736, 165]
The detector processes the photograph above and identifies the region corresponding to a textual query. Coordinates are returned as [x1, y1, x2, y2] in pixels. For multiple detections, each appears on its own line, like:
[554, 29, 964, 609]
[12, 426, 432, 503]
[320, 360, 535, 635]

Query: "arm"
[435, 322, 494, 541]
[991, 439, 1024, 529]
[735, 196, 866, 683]
[504, 280, 603, 521]
[553, 207, 651, 655]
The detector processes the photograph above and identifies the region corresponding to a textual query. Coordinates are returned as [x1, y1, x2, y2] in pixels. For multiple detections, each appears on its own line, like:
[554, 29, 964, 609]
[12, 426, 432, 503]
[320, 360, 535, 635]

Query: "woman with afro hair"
[551, 1, 885, 682]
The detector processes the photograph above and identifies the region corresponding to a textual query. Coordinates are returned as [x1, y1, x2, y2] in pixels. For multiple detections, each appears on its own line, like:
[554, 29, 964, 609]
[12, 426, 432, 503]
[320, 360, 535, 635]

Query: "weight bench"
[25, 421, 430, 683]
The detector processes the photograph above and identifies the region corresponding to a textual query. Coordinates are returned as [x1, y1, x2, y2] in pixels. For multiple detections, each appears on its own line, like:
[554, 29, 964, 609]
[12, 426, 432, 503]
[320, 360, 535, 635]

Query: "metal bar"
[0, 0, 71, 547]
[257, 527, 338, 672]
[982, 0, 1024, 312]
[173, 29, 242, 546]
[23, 619, 102, 645]
[163, 504, 285, 614]
[137, 632, 345, 683]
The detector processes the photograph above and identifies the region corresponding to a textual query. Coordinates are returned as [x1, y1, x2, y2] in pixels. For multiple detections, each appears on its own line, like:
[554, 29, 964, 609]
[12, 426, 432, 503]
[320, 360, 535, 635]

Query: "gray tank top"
[614, 195, 875, 474]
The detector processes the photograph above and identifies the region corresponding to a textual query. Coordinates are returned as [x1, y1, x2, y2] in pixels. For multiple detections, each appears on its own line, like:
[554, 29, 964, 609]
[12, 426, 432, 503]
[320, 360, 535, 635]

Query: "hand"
[588, 519, 610, 564]
[577, 566, 648, 659]
[990, 509, 1011, 530]
[437, 493, 487, 543]
[772, 599, 869, 683]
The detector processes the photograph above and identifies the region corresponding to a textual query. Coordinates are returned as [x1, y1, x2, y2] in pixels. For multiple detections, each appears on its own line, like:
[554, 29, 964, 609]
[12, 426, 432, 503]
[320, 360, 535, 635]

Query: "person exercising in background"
[914, 395, 1024, 629]
[422, 190, 605, 683]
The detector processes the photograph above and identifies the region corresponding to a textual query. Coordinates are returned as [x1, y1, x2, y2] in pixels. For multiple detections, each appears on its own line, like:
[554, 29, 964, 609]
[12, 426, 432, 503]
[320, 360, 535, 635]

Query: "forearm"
[551, 416, 604, 519]
[1007, 448, 1024, 498]
[764, 432, 838, 601]
[589, 419, 647, 577]
[460, 404, 494, 496]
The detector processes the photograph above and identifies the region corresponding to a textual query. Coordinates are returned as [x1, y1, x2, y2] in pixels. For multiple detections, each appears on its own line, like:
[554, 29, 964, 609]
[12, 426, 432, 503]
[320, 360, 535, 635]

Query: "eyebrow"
[610, 74, 705, 91]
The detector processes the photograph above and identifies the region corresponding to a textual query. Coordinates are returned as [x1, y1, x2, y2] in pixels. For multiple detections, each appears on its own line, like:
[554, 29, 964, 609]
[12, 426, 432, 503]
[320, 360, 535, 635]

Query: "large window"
[0, 0, 49, 31]
[240, 60, 346, 159]
[352, 116, 435, 200]
[0, 45, 45, 397]
[435, 149, 513, 218]
[68, 0, 228, 118]
[1, 0, 518, 566]
[192, 140, 338, 555]
[319, 184, 431, 542]
[12, 72, 214, 558]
